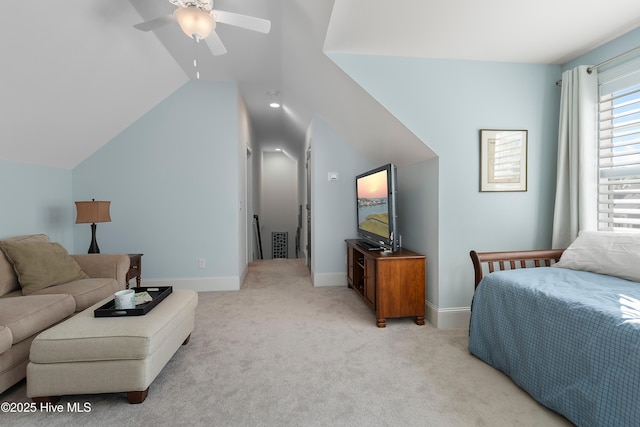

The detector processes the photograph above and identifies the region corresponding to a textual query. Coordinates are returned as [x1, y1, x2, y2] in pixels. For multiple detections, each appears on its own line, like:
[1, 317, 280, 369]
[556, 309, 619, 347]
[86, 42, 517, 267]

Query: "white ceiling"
[1, 0, 640, 169]
[325, 0, 640, 64]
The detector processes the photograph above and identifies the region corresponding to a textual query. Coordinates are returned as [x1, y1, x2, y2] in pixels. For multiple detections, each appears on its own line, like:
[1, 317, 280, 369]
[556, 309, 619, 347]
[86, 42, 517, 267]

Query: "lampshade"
[75, 201, 111, 224]
[174, 6, 216, 40]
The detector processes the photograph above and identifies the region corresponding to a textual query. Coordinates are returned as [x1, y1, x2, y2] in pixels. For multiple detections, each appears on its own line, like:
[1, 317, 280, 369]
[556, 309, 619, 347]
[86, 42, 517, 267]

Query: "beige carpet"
[1, 259, 572, 426]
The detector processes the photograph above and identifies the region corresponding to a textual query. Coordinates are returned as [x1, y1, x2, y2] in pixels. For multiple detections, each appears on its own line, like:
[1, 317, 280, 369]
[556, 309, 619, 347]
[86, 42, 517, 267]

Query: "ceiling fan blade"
[205, 32, 228, 56]
[213, 10, 271, 34]
[133, 14, 176, 32]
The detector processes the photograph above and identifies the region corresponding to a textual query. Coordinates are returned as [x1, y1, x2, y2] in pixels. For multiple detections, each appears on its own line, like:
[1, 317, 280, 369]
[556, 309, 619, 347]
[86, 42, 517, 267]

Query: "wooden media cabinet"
[346, 239, 426, 328]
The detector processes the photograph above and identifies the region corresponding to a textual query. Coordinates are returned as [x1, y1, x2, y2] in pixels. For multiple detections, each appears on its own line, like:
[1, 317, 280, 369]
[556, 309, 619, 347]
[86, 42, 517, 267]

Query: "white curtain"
[551, 65, 599, 248]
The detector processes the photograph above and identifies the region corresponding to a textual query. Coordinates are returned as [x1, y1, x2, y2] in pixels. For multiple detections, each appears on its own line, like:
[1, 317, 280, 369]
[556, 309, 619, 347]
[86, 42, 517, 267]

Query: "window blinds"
[598, 60, 640, 230]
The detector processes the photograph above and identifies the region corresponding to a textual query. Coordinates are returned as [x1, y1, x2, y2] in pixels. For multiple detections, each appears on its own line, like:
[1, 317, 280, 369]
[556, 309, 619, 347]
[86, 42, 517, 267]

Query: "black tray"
[94, 286, 173, 317]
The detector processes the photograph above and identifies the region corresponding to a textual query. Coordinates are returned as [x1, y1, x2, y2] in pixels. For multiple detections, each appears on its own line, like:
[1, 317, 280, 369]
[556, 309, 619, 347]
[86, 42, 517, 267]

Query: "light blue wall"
[398, 158, 439, 306]
[4, 27, 636, 320]
[310, 117, 373, 285]
[0, 160, 73, 248]
[327, 53, 561, 326]
[72, 80, 242, 289]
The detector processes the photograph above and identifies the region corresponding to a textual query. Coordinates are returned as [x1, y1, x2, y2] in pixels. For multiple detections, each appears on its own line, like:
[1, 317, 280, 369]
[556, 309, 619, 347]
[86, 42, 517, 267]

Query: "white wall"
[237, 89, 254, 281]
[72, 80, 243, 291]
[252, 139, 263, 260]
[261, 151, 298, 259]
[299, 141, 310, 264]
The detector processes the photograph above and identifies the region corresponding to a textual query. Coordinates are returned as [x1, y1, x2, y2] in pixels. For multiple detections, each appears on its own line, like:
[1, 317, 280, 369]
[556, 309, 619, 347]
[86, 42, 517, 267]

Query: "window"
[598, 60, 640, 231]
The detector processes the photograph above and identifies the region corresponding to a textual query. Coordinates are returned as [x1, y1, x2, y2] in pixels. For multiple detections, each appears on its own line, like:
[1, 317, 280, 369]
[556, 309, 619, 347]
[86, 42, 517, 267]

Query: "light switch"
[328, 172, 339, 182]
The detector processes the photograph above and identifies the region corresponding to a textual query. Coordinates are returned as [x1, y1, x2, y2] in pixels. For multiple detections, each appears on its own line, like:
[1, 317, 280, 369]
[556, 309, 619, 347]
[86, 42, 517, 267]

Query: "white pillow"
[553, 231, 640, 282]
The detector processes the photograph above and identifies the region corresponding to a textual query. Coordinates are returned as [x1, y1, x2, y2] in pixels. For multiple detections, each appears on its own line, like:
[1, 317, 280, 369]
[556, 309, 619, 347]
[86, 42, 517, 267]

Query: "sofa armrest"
[72, 254, 130, 289]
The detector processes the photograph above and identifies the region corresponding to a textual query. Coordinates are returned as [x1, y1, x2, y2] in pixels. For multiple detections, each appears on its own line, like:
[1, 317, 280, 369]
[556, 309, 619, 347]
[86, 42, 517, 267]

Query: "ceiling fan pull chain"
[193, 37, 198, 67]
[193, 36, 200, 79]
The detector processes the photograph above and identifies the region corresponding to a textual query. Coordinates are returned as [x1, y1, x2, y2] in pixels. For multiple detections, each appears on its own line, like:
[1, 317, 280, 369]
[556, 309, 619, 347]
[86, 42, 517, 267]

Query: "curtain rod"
[587, 45, 640, 74]
[555, 45, 640, 87]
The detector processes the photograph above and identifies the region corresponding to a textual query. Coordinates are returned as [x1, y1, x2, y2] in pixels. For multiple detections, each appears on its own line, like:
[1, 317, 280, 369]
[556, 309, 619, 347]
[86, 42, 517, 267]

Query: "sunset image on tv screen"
[357, 170, 389, 238]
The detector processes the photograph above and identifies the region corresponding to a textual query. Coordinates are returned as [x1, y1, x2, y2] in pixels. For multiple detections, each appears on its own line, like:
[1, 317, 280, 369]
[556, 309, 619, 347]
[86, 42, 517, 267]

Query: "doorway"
[261, 151, 298, 259]
[306, 147, 311, 269]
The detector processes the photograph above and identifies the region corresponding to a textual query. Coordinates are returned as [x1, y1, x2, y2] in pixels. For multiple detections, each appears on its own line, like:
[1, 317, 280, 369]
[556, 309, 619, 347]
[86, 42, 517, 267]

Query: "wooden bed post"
[470, 249, 565, 289]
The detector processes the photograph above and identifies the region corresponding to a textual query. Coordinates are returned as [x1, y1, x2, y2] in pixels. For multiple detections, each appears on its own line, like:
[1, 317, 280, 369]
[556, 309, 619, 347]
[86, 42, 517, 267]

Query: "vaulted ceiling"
[2, 0, 640, 169]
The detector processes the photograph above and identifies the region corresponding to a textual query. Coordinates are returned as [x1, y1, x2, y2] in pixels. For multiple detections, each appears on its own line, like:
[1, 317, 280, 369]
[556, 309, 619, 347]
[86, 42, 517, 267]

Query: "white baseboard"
[312, 272, 346, 287]
[426, 301, 470, 329]
[141, 277, 240, 292]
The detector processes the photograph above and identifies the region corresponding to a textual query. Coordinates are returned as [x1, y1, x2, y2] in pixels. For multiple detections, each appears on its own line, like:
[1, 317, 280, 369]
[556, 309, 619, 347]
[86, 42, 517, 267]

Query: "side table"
[126, 253, 143, 289]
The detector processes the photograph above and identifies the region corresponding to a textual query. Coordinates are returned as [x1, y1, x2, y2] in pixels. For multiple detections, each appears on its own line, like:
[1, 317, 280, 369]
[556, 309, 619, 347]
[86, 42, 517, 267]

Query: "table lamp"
[75, 200, 111, 254]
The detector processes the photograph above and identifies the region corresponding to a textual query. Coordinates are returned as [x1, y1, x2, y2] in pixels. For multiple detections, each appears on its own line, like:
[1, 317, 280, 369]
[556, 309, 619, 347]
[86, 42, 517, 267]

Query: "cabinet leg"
[415, 316, 425, 326]
[127, 387, 149, 404]
[376, 318, 386, 328]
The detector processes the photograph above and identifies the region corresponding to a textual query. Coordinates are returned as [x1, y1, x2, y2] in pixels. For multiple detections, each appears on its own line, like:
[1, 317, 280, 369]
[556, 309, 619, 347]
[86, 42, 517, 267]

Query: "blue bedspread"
[469, 267, 640, 427]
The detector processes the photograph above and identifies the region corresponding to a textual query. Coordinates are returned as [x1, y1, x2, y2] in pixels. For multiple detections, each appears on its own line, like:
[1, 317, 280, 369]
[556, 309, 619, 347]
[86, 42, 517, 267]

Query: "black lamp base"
[88, 223, 100, 254]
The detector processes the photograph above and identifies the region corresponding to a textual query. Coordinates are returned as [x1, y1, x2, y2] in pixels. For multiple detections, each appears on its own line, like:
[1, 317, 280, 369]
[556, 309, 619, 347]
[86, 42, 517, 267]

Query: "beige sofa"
[0, 234, 130, 394]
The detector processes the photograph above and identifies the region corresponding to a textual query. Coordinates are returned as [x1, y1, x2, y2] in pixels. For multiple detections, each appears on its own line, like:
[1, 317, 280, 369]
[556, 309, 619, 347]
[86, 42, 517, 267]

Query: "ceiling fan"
[133, 0, 271, 56]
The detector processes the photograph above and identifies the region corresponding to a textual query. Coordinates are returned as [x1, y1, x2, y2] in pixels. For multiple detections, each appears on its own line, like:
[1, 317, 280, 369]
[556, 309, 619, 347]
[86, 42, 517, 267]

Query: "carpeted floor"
[1, 259, 572, 426]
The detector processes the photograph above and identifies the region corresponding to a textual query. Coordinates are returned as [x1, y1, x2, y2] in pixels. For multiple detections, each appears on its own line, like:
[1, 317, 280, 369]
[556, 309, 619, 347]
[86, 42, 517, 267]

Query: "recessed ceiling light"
[275, 148, 282, 151]
[269, 102, 281, 108]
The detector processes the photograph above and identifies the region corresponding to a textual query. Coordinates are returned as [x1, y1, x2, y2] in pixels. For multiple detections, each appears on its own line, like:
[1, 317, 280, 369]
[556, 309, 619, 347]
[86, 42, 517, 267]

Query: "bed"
[468, 232, 640, 427]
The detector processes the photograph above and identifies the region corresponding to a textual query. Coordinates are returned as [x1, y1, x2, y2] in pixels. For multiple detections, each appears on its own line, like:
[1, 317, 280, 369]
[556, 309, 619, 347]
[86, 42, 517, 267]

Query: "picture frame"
[479, 129, 528, 192]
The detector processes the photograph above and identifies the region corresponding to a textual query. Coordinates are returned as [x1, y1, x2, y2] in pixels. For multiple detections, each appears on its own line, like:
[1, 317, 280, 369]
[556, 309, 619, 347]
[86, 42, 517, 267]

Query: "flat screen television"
[355, 163, 399, 252]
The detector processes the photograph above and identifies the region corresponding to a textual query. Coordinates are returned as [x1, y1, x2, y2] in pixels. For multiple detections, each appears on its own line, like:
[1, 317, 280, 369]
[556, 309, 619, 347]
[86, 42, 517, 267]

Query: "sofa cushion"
[0, 234, 49, 297]
[0, 241, 89, 295]
[0, 326, 12, 354]
[0, 294, 75, 344]
[31, 278, 120, 312]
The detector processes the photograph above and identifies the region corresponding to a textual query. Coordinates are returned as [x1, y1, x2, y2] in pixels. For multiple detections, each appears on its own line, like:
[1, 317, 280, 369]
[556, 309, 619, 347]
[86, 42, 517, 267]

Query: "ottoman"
[27, 289, 198, 404]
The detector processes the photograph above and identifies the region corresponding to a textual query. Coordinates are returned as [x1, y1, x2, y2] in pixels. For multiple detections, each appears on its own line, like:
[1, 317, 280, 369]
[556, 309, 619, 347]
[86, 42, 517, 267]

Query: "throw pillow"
[553, 230, 640, 282]
[0, 234, 50, 296]
[0, 241, 89, 295]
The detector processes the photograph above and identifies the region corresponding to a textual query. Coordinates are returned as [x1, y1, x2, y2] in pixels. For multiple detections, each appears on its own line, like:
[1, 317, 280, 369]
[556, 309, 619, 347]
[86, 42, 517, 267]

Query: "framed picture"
[479, 129, 528, 192]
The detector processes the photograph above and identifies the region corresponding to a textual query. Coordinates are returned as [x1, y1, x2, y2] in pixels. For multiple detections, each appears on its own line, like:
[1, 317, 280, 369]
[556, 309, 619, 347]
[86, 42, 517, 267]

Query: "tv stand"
[346, 239, 426, 328]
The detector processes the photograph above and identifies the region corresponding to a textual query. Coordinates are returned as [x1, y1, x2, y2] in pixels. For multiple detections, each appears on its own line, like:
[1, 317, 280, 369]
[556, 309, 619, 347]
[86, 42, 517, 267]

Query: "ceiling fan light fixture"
[174, 6, 216, 40]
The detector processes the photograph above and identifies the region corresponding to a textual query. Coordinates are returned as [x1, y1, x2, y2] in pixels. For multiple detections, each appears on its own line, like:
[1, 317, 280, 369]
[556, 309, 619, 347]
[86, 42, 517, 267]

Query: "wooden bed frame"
[470, 249, 565, 289]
